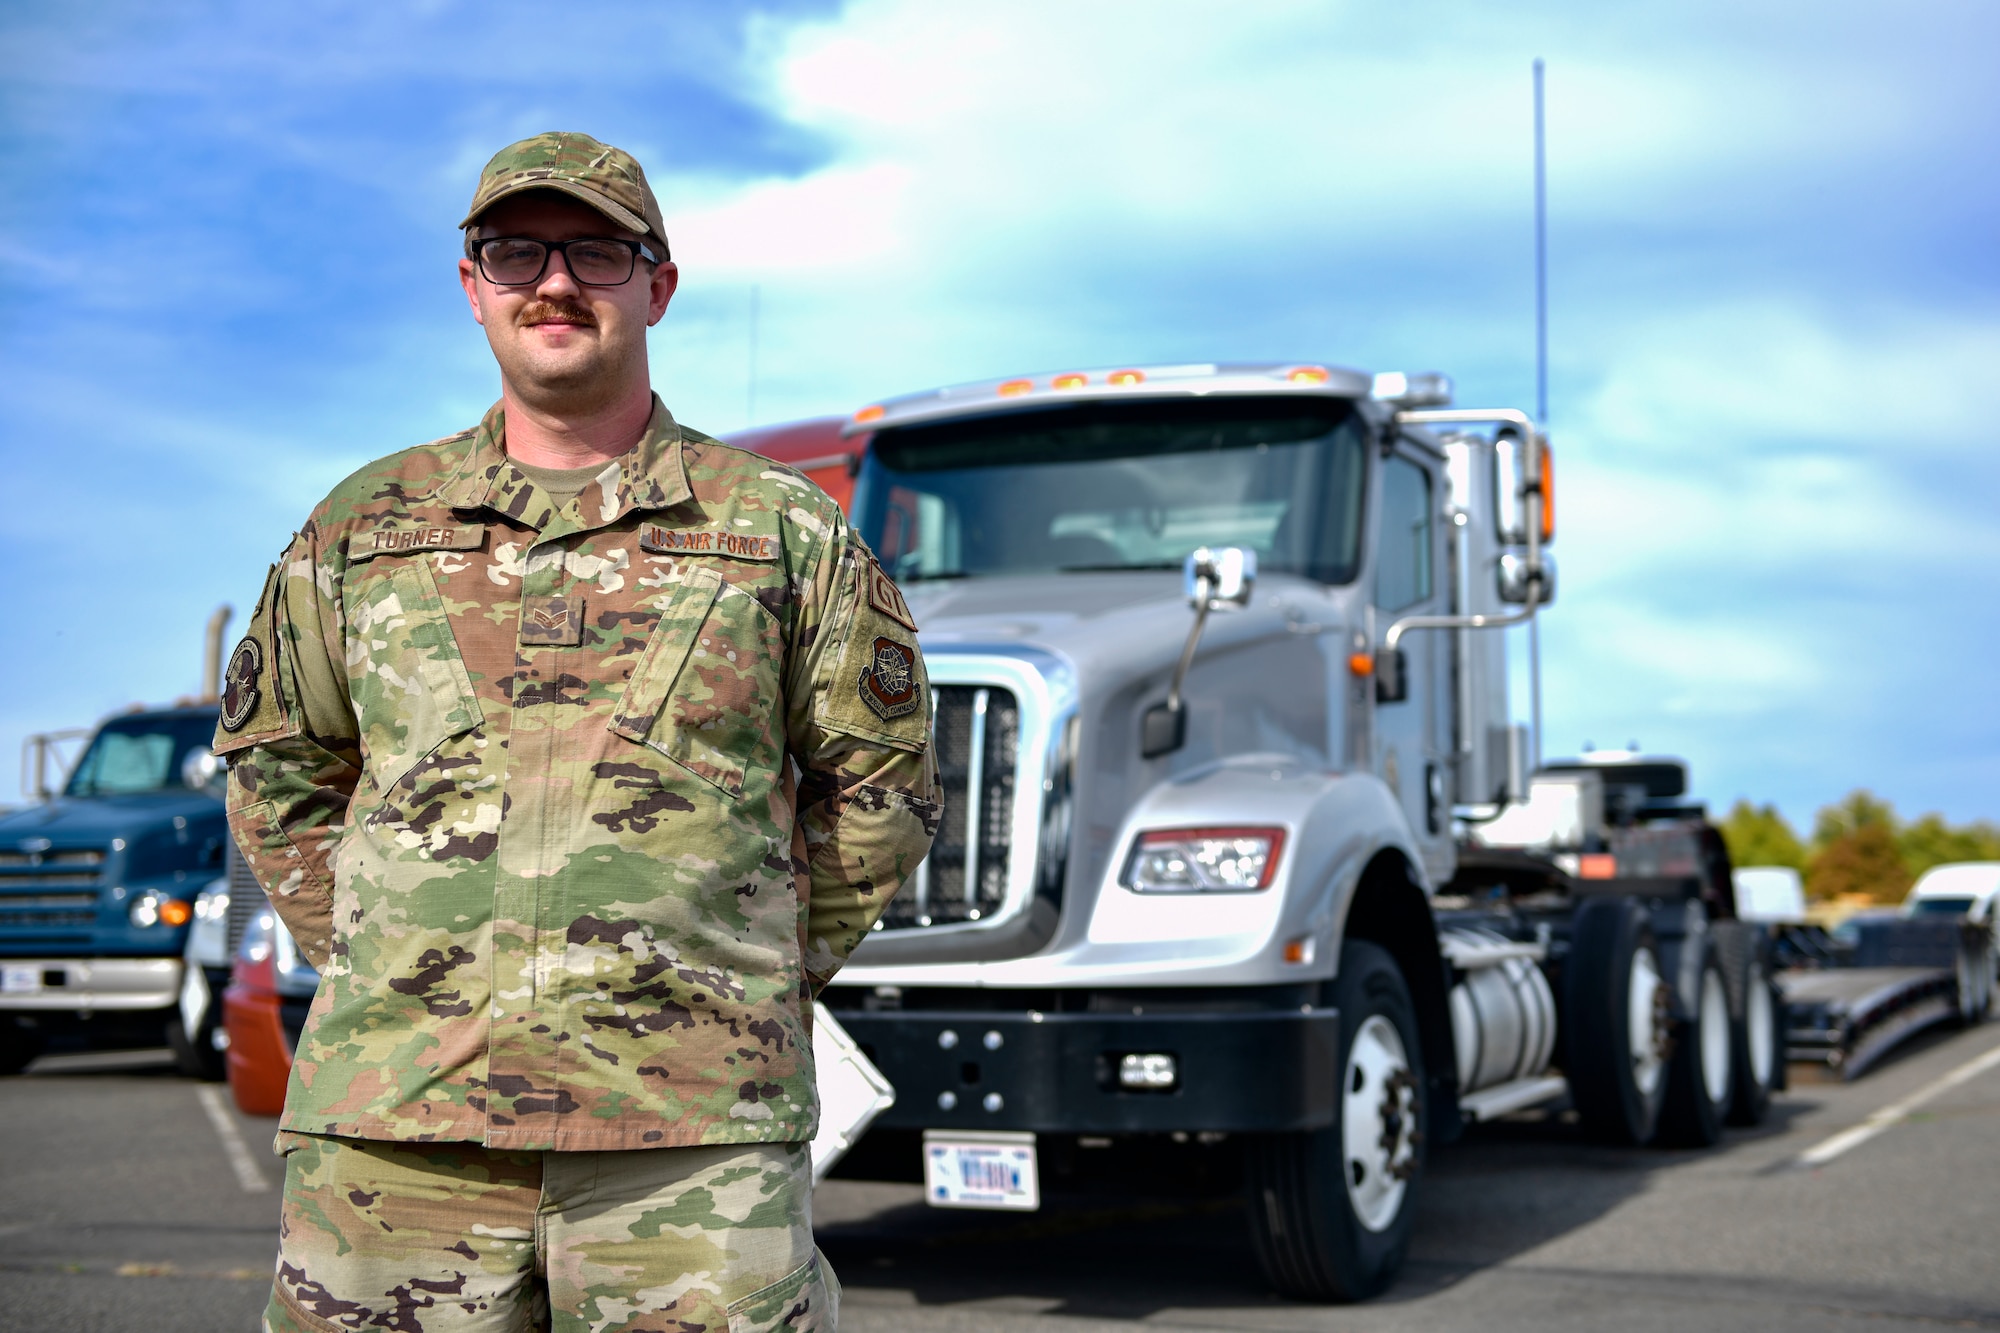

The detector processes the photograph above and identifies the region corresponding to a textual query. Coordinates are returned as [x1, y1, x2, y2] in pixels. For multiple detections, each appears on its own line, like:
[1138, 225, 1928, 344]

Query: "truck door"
[1372, 447, 1451, 880]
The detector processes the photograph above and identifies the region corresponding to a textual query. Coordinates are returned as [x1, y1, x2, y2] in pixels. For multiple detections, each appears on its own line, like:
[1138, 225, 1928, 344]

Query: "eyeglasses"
[473, 236, 660, 287]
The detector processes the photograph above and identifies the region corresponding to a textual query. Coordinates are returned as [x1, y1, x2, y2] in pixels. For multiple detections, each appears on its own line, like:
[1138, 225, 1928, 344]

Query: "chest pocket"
[610, 566, 784, 799]
[346, 557, 483, 791]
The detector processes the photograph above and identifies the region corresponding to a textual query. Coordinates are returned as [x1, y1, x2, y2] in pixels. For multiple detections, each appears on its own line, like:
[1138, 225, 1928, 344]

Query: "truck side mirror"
[1374, 647, 1408, 703]
[1497, 552, 1557, 606]
[1184, 546, 1256, 610]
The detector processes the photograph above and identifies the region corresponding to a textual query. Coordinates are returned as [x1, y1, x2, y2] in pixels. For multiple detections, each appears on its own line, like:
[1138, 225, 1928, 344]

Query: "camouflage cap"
[461, 132, 670, 259]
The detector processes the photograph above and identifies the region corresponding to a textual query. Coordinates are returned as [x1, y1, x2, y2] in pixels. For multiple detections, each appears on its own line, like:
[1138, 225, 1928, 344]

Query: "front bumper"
[0, 957, 181, 1012]
[832, 1006, 1341, 1135]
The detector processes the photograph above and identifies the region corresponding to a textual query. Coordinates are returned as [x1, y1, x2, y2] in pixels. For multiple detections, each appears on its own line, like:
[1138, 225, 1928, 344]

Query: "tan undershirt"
[509, 457, 608, 513]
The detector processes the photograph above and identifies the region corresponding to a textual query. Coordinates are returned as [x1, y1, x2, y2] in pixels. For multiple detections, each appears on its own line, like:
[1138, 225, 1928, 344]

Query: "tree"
[1806, 823, 1911, 904]
[1811, 789, 1899, 854]
[1719, 800, 1806, 870]
[1899, 814, 2000, 878]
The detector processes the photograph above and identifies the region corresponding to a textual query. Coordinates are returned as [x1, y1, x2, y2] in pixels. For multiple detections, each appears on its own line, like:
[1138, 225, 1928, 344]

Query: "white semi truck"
[815, 362, 1782, 1301]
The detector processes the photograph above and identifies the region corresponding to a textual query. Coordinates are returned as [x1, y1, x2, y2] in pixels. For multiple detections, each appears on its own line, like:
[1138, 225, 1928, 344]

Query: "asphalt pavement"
[2, 1023, 1996, 1333]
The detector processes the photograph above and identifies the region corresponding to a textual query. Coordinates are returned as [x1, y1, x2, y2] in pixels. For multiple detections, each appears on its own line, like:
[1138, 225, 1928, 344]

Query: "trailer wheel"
[1564, 897, 1671, 1145]
[1713, 922, 1780, 1126]
[1657, 938, 1733, 1146]
[1246, 939, 1425, 1302]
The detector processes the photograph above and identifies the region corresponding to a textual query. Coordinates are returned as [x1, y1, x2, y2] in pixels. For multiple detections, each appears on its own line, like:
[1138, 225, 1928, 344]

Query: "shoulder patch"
[219, 636, 264, 733]
[211, 560, 301, 754]
[858, 637, 921, 720]
[865, 559, 917, 631]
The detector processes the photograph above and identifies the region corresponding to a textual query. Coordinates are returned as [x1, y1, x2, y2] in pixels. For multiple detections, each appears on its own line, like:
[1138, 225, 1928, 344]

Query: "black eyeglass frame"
[472, 235, 663, 287]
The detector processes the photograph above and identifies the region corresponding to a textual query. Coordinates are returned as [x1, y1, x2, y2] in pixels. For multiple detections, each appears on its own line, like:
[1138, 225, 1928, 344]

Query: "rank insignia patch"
[520, 594, 584, 647]
[219, 637, 263, 733]
[859, 636, 921, 721]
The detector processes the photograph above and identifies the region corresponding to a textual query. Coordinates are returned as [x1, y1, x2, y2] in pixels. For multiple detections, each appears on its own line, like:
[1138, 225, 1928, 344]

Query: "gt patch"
[858, 637, 921, 721]
[219, 637, 263, 733]
[866, 559, 917, 631]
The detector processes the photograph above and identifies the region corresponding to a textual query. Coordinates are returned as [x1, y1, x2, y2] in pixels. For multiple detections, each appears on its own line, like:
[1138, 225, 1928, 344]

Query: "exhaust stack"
[201, 605, 234, 702]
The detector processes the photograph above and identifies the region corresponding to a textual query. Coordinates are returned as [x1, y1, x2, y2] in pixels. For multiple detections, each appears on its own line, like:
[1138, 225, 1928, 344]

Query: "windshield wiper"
[1056, 562, 1184, 573]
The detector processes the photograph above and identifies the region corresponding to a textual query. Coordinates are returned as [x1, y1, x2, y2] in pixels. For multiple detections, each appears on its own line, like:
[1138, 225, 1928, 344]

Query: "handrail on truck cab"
[1380, 407, 1547, 661]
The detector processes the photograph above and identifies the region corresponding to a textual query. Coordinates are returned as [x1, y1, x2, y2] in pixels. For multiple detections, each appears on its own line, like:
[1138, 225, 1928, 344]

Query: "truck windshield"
[853, 397, 1367, 583]
[1908, 897, 1975, 917]
[65, 714, 217, 797]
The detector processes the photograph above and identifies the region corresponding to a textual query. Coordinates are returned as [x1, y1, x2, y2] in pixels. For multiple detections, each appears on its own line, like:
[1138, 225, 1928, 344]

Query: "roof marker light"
[1051, 373, 1089, 390]
[997, 378, 1034, 396]
[853, 404, 885, 424]
[1107, 369, 1146, 386]
[1286, 365, 1332, 385]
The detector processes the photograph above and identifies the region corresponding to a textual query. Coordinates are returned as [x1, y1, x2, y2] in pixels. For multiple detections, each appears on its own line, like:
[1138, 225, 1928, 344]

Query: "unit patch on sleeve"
[865, 558, 918, 631]
[219, 636, 264, 733]
[639, 524, 779, 560]
[859, 636, 922, 721]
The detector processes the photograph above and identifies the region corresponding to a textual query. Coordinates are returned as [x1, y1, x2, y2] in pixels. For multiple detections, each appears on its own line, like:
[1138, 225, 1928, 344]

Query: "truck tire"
[1656, 937, 1732, 1147]
[1246, 939, 1425, 1302]
[167, 1013, 227, 1082]
[0, 1018, 43, 1076]
[1712, 922, 1780, 1126]
[1564, 897, 1671, 1145]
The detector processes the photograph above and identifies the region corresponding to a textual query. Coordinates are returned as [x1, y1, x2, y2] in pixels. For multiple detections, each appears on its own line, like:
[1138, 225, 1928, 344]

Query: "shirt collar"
[435, 394, 693, 524]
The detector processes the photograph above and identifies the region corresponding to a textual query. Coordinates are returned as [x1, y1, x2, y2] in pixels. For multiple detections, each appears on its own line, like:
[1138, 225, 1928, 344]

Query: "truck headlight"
[128, 892, 191, 928]
[1122, 827, 1285, 892]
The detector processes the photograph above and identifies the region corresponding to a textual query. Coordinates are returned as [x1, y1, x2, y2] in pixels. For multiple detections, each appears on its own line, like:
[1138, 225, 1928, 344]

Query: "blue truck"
[1, 704, 230, 1074]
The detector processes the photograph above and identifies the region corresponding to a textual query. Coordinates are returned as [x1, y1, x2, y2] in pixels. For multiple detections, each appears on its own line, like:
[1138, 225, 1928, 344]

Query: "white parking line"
[1796, 1039, 2000, 1169]
[195, 1085, 270, 1193]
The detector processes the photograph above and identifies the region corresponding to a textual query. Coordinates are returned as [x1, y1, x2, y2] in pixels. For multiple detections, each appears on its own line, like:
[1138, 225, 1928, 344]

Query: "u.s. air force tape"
[639, 524, 778, 560]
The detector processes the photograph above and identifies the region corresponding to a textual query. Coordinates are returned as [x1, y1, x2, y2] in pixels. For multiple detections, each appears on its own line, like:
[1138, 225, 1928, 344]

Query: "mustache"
[518, 300, 597, 327]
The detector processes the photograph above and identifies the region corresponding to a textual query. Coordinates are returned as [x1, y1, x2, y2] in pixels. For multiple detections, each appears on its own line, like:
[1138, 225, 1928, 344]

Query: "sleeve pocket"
[726, 1251, 839, 1333]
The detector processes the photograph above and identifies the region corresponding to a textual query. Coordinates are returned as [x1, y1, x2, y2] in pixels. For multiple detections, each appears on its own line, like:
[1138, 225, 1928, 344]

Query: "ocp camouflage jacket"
[216, 397, 939, 1151]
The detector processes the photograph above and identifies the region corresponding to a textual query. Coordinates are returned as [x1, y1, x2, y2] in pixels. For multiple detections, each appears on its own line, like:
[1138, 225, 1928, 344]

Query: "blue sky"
[3, 0, 1996, 830]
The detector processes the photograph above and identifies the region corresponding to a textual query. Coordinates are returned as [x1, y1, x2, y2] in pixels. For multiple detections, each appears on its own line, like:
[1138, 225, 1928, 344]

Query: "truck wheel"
[1564, 897, 1671, 1145]
[1246, 940, 1425, 1302]
[1657, 938, 1732, 1147]
[1713, 923, 1780, 1127]
[0, 1018, 42, 1076]
[167, 1014, 227, 1082]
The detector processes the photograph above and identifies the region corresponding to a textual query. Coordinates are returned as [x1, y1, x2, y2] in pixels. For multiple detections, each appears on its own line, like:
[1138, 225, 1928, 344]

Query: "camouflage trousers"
[264, 1133, 836, 1333]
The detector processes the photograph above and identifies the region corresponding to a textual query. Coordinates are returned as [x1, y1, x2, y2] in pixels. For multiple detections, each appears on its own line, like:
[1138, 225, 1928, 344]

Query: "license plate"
[923, 1131, 1039, 1211]
[2, 964, 41, 994]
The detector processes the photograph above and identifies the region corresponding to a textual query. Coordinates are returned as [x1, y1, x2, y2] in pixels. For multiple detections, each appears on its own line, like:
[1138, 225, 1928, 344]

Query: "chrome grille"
[225, 839, 263, 955]
[881, 685, 1019, 930]
[0, 849, 104, 868]
[3, 910, 95, 928]
[0, 893, 97, 909]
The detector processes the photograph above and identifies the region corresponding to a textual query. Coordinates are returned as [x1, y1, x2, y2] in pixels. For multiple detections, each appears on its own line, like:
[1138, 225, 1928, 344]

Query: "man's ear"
[458, 257, 487, 326]
[647, 260, 679, 326]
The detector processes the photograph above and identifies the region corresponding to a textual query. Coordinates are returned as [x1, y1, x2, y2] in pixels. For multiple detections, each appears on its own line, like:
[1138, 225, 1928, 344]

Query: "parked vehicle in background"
[1, 703, 227, 1073]
[1733, 865, 1808, 924]
[1901, 862, 2000, 931]
[220, 899, 320, 1115]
